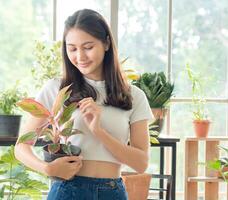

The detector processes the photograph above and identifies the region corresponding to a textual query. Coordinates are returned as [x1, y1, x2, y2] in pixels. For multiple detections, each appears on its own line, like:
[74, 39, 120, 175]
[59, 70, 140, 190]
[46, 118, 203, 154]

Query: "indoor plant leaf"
[59, 102, 78, 125]
[17, 131, 37, 145]
[47, 143, 61, 154]
[52, 85, 72, 115]
[17, 98, 51, 118]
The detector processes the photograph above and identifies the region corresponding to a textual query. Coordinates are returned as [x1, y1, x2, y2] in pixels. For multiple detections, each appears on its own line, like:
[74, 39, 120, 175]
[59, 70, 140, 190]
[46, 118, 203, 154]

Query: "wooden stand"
[184, 137, 228, 200]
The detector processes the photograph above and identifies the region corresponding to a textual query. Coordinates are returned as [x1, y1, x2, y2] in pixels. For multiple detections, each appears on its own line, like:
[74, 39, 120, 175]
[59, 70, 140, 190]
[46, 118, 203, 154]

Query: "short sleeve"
[129, 85, 153, 124]
[35, 79, 61, 111]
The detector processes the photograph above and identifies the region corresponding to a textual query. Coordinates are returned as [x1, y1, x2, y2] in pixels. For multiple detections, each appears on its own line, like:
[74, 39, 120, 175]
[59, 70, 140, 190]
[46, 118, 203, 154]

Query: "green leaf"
[218, 145, 228, 154]
[24, 180, 49, 190]
[17, 187, 42, 199]
[0, 170, 7, 175]
[206, 160, 221, 170]
[18, 132, 37, 145]
[61, 128, 73, 137]
[61, 144, 71, 155]
[52, 85, 72, 116]
[63, 119, 74, 129]
[41, 128, 53, 142]
[48, 143, 60, 154]
[59, 103, 78, 125]
[0, 186, 5, 198]
[1, 146, 19, 166]
[150, 137, 159, 144]
[14, 172, 29, 182]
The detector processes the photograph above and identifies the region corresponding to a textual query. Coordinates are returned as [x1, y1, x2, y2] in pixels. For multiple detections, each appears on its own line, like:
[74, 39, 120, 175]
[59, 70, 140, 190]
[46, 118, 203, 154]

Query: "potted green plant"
[205, 145, 228, 182]
[0, 146, 48, 199]
[0, 82, 27, 137]
[16, 85, 82, 179]
[186, 64, 210, 137]
[132, 72, 174, 133]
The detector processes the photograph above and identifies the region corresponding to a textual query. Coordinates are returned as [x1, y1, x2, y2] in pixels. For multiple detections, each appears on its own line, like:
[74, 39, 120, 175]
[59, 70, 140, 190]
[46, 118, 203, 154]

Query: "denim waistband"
[63, 175, 123, 189]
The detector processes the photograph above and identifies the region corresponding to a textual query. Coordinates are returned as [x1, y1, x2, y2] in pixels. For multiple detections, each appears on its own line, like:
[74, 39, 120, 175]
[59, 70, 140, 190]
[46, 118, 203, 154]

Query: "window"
[118, 0, 168, 73]
[56, 0, 110, 40]
[1, 1, 227, 199]
[0, 0, 52, 91]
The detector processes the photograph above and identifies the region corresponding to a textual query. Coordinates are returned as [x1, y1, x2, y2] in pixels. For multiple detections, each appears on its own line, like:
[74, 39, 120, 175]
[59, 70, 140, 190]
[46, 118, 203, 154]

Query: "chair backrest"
[147, 174, 172, 200]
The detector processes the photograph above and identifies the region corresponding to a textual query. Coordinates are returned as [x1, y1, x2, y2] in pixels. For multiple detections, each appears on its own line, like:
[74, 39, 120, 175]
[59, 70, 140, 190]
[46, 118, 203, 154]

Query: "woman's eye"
[84, 46, 93, 50]
[68, 48, 76, 52]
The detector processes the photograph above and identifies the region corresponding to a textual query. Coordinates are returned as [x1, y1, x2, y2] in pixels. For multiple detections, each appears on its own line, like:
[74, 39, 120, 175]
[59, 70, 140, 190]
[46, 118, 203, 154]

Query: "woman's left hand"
[79, 97, 102, 134]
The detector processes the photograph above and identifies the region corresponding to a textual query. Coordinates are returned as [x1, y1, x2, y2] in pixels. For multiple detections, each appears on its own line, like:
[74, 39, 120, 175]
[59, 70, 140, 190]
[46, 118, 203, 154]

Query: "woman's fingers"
[78, 97, 94, 105]
[61, 155, 83, 162]
[80, 102, 94, 113]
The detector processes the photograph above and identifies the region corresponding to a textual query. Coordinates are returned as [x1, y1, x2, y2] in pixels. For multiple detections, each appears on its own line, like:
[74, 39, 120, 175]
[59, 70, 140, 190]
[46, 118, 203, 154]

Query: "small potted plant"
[0, 82, 27, 137]
[205, 145, 228, 182]
[132, 72, 174, 133]
[16, 85, 82, 179]
[186, 64, 210, 137]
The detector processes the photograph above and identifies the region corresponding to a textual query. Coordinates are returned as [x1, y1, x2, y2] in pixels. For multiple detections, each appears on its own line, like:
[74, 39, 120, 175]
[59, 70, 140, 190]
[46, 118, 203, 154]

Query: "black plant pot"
[0, 115, 21, 137]
[43, 144, 81, 181]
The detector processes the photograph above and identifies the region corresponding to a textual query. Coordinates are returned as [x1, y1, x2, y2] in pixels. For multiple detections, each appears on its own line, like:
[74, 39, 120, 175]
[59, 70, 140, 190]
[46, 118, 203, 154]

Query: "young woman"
[15, 9, 152, 200]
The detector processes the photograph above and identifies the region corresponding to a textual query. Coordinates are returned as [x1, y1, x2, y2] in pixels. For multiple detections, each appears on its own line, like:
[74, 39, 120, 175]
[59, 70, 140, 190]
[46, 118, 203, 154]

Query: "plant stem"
[7, 163, 13, 200]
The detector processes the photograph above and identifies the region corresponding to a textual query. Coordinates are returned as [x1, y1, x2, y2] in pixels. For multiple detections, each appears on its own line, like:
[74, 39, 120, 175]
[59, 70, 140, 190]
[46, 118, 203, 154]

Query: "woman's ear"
[104, 36, 110, 51]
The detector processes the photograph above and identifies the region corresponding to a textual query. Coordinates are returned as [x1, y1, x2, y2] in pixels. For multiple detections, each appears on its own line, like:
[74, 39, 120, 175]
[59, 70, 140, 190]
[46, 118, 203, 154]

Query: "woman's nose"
[77, 49, 87, 61]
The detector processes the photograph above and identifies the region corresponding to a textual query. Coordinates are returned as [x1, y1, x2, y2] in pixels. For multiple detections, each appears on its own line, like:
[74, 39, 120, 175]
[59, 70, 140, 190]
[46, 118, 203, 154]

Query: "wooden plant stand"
[184, 136, 228, 200]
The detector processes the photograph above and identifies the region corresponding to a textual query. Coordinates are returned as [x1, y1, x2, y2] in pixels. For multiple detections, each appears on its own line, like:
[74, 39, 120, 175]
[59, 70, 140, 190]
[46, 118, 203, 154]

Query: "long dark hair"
[61, 9, 132, 110]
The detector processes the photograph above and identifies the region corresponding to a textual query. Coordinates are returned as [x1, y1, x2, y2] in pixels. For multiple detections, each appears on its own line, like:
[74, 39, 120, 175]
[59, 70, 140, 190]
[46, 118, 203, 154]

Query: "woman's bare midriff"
[77, 160, 121, 178]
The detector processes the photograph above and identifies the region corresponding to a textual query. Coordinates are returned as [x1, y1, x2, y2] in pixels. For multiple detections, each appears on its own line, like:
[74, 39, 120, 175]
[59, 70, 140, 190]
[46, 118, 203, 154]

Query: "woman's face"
[65, 28, 109, 80]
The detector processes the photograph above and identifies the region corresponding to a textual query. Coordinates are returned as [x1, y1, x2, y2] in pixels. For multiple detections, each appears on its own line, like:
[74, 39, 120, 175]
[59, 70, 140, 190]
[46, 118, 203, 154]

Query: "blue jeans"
[47, 175, 128, 200]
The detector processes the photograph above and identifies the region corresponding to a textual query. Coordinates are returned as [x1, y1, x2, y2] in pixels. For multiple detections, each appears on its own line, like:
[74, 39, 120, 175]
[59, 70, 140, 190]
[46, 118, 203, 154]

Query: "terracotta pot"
[151, 108, 167, 132]
[193, 120, 210, 138]
[121, 172, 151, 200]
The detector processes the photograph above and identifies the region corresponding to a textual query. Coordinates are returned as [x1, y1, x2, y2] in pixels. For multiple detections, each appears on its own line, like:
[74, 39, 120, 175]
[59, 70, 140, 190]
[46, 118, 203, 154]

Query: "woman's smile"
[77, 61, 92, 68]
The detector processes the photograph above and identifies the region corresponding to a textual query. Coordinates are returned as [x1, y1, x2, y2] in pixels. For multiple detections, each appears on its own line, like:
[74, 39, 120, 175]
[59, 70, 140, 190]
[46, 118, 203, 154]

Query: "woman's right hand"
[45, 156, 83, 180]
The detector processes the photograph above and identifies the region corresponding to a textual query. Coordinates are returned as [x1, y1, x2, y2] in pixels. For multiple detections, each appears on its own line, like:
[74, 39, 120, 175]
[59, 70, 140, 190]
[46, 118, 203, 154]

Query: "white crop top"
[35, 78, 153, 164]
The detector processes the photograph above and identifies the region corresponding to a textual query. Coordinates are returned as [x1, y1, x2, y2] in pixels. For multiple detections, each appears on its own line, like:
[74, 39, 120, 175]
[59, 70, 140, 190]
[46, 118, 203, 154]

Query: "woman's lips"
[78, 62, 91, 68]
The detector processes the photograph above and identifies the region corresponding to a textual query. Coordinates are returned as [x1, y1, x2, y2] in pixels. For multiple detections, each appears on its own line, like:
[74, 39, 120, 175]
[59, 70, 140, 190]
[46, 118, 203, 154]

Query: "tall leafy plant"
[186, 63, 208, 120]
[31, 40, 62, 89]
[0, 146, 48, 200]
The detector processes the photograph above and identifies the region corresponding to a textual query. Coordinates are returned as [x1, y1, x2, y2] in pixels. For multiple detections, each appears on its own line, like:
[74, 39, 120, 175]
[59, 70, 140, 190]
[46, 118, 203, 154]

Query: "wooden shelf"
[187, 176, 224, 182]
[185, 136, 228, 141]
[184, 137, 228, 200]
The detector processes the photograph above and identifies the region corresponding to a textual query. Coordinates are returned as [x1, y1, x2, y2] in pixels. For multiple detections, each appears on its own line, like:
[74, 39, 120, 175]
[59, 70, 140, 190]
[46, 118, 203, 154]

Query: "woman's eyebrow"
[66, 41, 94, 46]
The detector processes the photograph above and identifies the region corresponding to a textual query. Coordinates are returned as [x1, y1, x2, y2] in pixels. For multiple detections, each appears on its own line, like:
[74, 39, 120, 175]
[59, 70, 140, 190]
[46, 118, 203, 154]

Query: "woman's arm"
[14, 116, 82, 180]
[79, 97, 150, 173]
[15, 116, 50, 174]
[94, 120, 149, 173]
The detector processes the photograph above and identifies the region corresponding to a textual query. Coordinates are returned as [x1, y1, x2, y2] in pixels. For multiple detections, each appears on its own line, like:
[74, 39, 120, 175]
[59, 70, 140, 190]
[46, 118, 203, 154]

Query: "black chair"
[147, 174, 172, 200]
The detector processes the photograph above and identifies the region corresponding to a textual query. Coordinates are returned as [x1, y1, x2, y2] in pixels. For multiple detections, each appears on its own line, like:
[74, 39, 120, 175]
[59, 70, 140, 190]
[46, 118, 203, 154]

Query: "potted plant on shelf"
[205, 145, 228, 182]
[186, 64, 210, 137]
[0, 82, 27, 137]
[0, 146, 48, 199]
[132, 72, 174, 133]
[16, 85, 82, 179]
